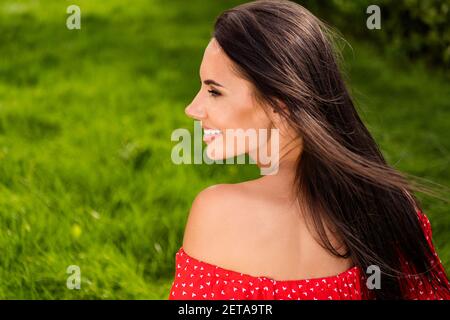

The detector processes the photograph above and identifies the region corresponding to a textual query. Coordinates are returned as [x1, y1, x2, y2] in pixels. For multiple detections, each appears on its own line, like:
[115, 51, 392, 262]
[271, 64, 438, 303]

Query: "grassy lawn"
[0, 0, 448, 299]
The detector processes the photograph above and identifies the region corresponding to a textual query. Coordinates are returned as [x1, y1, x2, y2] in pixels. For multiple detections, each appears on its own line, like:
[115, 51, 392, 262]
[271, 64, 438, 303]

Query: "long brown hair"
[213, 0, 449, 299]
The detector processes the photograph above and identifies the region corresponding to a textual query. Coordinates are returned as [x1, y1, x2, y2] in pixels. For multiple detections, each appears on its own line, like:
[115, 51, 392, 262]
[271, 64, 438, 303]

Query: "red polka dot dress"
[168, 212, 450, 300]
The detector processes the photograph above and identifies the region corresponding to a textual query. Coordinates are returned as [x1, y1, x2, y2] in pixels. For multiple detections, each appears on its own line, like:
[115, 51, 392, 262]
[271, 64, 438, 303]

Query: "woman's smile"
[202, 127, 223, 143]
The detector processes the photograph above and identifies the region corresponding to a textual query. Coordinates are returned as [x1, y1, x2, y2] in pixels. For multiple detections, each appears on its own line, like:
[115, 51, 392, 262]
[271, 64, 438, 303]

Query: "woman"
[169, 0, 450, 300]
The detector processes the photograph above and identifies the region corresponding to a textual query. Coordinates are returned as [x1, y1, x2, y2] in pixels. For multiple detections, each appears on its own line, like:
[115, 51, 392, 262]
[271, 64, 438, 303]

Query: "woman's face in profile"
[185, 38, 273, 161]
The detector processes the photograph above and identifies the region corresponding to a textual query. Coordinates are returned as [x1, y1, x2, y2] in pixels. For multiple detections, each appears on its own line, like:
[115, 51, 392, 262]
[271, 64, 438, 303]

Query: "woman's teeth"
[203, 128, 222, 143]
[203, 129, 222, 136]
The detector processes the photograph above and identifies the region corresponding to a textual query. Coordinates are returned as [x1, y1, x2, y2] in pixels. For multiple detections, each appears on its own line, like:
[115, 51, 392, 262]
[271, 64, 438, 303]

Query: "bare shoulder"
[181, 181, 296, 275]
[182, 183, 250, 257]
[181, 181, 354, 280]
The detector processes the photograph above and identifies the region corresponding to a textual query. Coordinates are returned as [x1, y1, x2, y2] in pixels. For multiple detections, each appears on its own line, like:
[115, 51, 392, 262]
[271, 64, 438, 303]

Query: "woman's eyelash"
[208, 89, 221, 97]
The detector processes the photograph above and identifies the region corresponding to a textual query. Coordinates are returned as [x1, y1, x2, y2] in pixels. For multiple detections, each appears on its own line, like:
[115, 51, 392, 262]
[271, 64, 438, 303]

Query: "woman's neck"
[255, 140, 303, 201]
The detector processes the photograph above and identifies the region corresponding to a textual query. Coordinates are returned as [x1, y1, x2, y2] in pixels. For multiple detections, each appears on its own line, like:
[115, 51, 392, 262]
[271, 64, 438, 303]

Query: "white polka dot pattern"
[168, 212, 450, 300]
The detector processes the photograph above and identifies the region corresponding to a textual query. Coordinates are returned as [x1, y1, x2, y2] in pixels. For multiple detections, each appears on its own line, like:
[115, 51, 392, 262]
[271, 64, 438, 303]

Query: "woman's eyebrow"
[203, 79, 224, 88]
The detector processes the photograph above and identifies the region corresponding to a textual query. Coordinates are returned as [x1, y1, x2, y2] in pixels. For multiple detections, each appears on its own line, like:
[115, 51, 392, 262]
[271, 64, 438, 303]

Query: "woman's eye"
[208, 89, 221, 97]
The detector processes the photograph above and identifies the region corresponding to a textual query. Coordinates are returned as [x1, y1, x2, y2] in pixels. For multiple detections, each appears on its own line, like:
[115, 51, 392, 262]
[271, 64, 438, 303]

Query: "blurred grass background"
[0, 0, 448, 299]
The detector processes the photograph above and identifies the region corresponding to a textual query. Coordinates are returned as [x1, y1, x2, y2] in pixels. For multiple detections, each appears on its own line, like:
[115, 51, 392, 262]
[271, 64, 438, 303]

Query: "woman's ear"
[273, 98, 289, 114]
[270, 99, 300, 141]
[270, 98, 289, 124]
[268, 105, 286, 132]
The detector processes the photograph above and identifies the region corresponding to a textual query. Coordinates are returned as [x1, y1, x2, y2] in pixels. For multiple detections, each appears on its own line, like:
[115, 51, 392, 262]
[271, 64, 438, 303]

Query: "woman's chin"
[204, 136, 225, 160]
[205, 143, 239, 161]
[204, 136, 250, 161]
[205, 145, 226, 161]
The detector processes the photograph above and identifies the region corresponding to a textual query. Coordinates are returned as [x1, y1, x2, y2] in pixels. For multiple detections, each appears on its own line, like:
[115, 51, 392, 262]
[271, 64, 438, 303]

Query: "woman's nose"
[185, 97, 206, 120]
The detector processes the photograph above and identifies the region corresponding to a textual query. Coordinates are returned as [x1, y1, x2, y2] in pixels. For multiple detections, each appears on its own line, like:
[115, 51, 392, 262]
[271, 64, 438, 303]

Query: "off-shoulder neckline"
[177, 246, 360, 284]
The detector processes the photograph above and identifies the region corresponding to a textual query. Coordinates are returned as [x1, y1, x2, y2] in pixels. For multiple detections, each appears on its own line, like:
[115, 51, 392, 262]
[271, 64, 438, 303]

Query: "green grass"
[0, 0, 448, 299]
